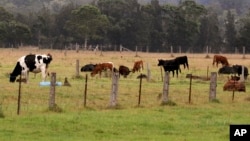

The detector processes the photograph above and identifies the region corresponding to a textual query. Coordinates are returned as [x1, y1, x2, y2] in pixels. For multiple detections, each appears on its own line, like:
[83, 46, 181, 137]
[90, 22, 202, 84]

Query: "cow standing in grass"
[9, 53, 52, 83]
[213, 55, 229, 67]
[158, 59, 181, 77]
[175, 56, 189, 69]
[132, 60, 143, 73]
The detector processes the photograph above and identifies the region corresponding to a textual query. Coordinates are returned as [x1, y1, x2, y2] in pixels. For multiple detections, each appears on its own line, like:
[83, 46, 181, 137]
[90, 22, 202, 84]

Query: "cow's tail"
[10, 62, 22, 82]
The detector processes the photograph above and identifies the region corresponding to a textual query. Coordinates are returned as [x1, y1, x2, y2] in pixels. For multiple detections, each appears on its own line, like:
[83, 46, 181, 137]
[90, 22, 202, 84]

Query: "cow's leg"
[41, 66, 47, 82]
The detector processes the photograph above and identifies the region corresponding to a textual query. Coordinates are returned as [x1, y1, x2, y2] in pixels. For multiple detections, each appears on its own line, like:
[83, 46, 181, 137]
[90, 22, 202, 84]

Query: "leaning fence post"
[49, 72, 56, 109]
[162, 72, 170, 103]
[209, 72, 217, 101]
[110, 72, 119, 107]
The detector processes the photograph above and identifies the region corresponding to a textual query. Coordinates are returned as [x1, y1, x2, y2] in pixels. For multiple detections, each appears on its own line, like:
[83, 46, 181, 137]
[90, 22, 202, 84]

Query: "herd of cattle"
[8, 53, 248, 87]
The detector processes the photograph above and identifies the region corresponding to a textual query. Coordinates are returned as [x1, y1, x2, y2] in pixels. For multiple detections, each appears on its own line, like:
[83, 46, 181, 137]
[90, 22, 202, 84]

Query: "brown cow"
[212, 55, 229, 67]
[132, 60, 143, 73]
[91, 62, 114, 77]
[118, 65, 131, 78]
[223, 80, 245, 92]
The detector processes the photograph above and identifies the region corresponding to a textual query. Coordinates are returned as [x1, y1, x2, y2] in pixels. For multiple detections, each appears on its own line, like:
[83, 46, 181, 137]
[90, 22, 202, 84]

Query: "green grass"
[0, 48, 250, 141]
[1, 104, 250, 141]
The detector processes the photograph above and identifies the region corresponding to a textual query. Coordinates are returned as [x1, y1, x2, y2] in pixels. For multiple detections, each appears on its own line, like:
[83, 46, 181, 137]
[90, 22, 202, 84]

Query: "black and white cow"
[9, 53, 52, 83]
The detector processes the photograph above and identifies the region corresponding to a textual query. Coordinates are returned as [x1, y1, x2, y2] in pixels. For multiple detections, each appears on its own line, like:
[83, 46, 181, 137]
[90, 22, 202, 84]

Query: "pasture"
[0, 48, 250, 141]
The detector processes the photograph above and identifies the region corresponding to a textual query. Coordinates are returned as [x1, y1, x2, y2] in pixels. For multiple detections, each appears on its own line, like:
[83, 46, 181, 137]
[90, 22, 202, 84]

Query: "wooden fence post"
[49, 72, 56, 109]
[110, 72, 119, 107]
[170, 46, 174, 57]
[84, 74, 88, 107]
[243, 46, 246, 59]
[138, 73, 143, 106]
[188, 74, 192, 104]
[147, 63, 151, 82]
[162, 72, 170, 103]
[17, 75, 22, 115]
[209, 72, 217, 101]
[76, 59, 80, 77]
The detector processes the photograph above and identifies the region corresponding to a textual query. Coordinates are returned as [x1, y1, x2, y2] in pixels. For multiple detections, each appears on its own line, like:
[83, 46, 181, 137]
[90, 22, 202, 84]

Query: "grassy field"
[0, 48, 250, 141]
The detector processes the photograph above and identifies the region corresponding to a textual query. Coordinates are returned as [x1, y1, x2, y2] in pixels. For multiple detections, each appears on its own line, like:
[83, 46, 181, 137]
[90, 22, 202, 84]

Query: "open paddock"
[0, 48, 250, 141]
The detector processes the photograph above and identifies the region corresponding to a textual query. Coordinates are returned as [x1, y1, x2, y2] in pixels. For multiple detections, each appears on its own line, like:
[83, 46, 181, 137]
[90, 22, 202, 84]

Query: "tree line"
[1, 0, 250, 53]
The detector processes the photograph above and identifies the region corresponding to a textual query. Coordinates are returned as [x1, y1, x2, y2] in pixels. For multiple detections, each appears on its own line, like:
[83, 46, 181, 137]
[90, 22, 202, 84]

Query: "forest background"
[1, 0, 250, 53]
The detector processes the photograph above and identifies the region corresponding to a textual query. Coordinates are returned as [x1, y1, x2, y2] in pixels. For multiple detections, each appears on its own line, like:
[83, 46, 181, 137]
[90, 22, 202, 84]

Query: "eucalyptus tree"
[0, 6, 30, 47]
[238, 10, 250, 52]
[197, 7, 222, 53]
[65, 5, 110, 47]
[224, 10, 237, 52]
[31, 6, 56, 48]
[146, 0, 164, 52]
[97, 0, 142, 50]
[177, 0, 207, 52]
[54, 3, 77, 48]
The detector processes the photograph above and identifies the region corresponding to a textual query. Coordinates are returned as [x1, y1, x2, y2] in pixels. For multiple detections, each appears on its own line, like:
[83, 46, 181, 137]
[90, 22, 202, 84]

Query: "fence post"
[188, 74, 192, 104]
[209, 72, 217, 101]
[147, 63, 151, 82]
[243, 46, 246, 59]
[76, 59, 80, 77]
[17, 75, 22, 115]
[49, 72, 56, 109]
[84, 74, 88, 107]
[110, 72, 119, 107]
[162, 72, 170, 103]
[170, 46, 174, 57]
[138, 73, 143, 106]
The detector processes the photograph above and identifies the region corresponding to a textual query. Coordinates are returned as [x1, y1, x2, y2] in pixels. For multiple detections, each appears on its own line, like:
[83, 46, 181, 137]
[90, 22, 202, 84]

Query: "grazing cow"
[10, 53, 52, 83]
[213, 55, 229, 67]
[218, 65, 248, 79]
[175, 56, 189, 69]
[91, 62, 114, 77]
[118, 65, 131, 78]
[80, 64, 97, 72]
[218, 66, 236, 75]
[158, 59, 181, 77]
[132, 60, 143, 73]
[232, 65, 249, 79]
[223, 80, 245, 92]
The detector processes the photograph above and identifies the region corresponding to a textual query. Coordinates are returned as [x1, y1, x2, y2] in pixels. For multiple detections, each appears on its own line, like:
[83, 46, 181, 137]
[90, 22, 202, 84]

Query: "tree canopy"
[1, 0, 250, 53]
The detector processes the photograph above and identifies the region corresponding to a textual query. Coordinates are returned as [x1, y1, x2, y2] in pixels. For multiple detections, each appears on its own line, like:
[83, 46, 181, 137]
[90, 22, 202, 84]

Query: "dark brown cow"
[132, 60, 143, 73]
[91, 62, 114, 77]
[213, 55, 229, 67]
[118, 65, 131, 78]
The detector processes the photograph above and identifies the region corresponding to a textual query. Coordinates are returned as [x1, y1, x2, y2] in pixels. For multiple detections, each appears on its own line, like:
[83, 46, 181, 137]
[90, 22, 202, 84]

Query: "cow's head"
[157, 59, 165, 66]
[43, 53, 53, 64]
[9, 62, 22, 82]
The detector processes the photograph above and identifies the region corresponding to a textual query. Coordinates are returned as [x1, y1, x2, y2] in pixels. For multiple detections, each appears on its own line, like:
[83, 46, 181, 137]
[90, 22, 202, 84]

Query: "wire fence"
[1, 48, 250, 116]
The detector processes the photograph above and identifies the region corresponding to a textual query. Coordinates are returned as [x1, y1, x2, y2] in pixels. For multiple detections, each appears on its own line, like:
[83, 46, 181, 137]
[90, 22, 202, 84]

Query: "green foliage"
[1, 1, 250, 52]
